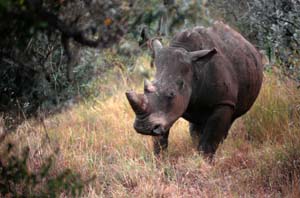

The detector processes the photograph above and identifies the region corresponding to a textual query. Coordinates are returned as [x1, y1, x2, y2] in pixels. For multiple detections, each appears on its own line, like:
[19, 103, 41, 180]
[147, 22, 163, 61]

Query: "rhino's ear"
[188, 48, 217, 62]
[151, 39, 163, 57]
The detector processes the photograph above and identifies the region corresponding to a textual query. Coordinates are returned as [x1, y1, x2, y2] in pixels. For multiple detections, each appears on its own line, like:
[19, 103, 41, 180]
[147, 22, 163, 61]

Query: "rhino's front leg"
[189, 122, 206, 146]
[198, 105, 234, 159]
[152, 130, 170, 155]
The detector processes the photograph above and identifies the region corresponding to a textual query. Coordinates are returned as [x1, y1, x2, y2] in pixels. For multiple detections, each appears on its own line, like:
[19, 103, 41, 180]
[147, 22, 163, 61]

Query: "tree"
[0, 0, 209, 130]
[208, 0, 300, 81]
[0, 0, 131, 129]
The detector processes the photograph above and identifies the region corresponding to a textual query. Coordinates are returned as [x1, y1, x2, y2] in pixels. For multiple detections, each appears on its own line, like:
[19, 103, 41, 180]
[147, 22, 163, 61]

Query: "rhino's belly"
[182, 107, 213, 124]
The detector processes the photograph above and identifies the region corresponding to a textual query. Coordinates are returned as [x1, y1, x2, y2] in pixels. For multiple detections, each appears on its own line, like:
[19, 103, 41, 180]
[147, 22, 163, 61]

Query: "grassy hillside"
[1, 63, 300, 197]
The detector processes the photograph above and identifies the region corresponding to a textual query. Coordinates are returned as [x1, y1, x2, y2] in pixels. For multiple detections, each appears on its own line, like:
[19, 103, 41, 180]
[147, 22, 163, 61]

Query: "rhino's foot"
[198, 142, 217, 162]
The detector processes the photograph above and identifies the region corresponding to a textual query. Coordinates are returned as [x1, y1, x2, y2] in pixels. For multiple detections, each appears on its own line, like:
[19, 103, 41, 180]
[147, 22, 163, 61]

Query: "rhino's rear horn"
[125, 91, 148, 115]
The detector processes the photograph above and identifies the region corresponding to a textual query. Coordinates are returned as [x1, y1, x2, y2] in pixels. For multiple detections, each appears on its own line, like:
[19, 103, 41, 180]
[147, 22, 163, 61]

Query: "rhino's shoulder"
[170, 27, 217, 51]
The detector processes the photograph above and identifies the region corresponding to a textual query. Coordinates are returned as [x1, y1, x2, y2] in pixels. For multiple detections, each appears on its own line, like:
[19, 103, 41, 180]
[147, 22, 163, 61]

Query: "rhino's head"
[126, 39, 217, 136]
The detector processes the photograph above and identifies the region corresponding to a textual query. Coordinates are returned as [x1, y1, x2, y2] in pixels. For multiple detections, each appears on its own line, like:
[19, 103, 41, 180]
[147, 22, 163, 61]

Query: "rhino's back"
[209, 22, 263, 117]
[171, 22, 263, 118]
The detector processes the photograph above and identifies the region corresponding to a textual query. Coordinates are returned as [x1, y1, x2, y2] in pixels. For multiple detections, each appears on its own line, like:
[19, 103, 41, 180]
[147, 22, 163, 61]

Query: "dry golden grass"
[1, 66, 300, 197]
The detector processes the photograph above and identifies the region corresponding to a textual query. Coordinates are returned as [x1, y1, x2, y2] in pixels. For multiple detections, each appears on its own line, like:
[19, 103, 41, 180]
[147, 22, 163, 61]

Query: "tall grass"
[214, 71, 300, 196]
[244, 72, 300, 144]
[1, 66, 299, 197]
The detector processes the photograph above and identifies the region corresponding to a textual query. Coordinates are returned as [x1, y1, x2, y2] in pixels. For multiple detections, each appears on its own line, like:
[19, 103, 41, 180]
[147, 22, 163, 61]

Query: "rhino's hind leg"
[189, 122, 205, 146]
[198, 105, 234, 159]
[152, 130, 170, 156]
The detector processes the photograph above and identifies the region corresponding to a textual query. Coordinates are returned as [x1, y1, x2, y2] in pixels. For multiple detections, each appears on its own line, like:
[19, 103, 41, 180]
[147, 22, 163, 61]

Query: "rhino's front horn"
[144, 79, 156, 93]
[125, 91, 148, 115]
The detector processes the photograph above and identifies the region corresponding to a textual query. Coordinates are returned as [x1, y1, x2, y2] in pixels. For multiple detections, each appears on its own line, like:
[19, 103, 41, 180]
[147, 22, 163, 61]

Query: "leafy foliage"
[1, 0, 299, 131]
[208, 0, 300, 81]
[0, 0, 208, 130]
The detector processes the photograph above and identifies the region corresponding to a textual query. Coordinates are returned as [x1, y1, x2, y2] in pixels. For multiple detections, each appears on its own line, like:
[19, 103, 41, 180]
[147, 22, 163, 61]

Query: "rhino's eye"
[176, 80, 184, 90]
[167, 91, 176, 99]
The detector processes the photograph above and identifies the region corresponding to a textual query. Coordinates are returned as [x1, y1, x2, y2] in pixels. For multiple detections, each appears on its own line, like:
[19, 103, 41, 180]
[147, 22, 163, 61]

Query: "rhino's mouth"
[152, 124, 165, 135]
[134, 118, 168, 136]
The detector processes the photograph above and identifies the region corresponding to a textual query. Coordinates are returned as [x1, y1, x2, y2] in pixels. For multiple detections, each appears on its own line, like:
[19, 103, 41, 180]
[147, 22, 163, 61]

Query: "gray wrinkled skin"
[126, 21, 263, 158]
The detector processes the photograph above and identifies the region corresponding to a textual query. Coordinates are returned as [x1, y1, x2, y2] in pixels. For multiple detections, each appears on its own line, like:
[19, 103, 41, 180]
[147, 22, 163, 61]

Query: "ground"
[1, 65, 300, 197]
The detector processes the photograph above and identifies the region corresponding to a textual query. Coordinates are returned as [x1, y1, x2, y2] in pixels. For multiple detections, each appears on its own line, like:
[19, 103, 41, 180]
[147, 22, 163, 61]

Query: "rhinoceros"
[126, 21, 263, 158]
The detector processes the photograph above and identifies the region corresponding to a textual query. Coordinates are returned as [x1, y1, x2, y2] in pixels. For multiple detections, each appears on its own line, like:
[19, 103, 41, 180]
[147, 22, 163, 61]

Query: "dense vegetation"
[0, 0, 208, 130]
[1, 0, 299, 128]
[209, 0, 300, 80]
[0, 0, 300, 197]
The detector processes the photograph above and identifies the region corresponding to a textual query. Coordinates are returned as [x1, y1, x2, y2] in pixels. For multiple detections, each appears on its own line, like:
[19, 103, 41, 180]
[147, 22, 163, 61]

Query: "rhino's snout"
[134, 120, 166, 136]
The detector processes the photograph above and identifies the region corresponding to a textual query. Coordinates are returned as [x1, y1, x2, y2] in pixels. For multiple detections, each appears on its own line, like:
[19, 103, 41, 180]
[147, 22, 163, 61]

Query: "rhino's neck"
[184, 62, 208, 114]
